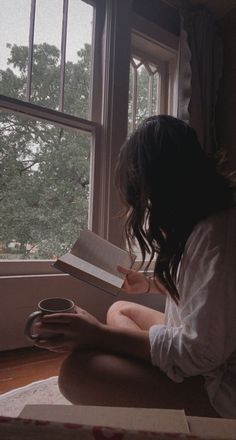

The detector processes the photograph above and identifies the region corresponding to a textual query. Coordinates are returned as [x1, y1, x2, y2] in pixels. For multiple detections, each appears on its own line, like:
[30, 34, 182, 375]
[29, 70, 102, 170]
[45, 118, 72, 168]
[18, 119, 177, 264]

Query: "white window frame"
[0, 0, 132, 277]
[131, 13, 179, 118]
[129, 13, 179, 267]
[0, 5, 179, 278]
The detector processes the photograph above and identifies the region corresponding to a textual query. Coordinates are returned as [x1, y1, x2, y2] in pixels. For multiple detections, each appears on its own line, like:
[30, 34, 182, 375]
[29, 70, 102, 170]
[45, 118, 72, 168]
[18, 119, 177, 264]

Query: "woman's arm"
[35, 306, 151, 361]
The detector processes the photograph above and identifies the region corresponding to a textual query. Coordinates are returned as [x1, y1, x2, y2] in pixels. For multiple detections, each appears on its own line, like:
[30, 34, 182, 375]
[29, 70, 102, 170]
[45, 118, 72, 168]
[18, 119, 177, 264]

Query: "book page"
[70, 230, 134, 276]
[57, 253, 124, 288]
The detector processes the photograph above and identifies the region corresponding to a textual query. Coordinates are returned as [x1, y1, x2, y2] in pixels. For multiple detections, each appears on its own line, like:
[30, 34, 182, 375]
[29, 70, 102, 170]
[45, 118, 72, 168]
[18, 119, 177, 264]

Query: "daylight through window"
[0, 0, 96, 261]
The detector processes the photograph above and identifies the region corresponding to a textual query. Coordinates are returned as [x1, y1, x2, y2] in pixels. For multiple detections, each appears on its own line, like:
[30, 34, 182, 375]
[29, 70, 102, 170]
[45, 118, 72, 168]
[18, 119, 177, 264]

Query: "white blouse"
[149, 207, 236, 418]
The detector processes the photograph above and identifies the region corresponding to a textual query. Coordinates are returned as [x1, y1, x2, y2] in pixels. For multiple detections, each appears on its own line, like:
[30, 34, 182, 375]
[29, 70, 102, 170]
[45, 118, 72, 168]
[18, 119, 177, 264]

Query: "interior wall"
[132, 0, 180, 35]
[0, 274, 165, 351]
[216, 9, 236, 170]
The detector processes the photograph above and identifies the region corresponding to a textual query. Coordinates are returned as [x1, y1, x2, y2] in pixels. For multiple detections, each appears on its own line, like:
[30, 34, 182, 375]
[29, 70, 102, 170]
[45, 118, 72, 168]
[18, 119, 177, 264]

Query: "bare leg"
[58, 302, 218, 417]
[59, 350, 219, 417]
[106, 300, 165, 330]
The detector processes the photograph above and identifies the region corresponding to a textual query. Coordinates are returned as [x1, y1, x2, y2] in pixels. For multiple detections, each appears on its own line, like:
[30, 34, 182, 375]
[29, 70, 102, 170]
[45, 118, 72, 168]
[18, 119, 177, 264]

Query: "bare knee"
[106, 300, 132, 326]
[58, 349, 148, 406]
[59, 350, 102, 404]
[58, 350, 130, 405]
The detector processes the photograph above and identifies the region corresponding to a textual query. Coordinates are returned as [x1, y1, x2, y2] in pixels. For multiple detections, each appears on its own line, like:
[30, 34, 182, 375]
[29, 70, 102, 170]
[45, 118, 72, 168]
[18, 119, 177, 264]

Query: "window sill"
[0, 260, 60, 277]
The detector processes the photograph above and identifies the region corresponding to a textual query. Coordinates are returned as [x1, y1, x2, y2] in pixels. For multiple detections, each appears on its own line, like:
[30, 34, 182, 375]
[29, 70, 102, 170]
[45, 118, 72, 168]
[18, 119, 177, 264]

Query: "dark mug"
[25, 297, 75, 341]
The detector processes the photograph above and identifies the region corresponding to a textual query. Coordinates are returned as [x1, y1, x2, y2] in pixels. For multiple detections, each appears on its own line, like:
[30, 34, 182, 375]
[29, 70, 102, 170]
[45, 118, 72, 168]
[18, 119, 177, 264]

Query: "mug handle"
[24, 310, 43, 341]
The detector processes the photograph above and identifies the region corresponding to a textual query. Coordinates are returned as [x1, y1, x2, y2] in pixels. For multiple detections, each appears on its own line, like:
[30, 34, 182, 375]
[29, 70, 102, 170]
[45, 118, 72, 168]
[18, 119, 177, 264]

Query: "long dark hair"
[115, 115, 235, 303]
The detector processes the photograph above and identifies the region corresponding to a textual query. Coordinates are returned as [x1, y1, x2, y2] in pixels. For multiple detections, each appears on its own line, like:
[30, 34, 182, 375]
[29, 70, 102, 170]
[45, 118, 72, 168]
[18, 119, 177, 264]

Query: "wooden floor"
[0, 347, 66, 394]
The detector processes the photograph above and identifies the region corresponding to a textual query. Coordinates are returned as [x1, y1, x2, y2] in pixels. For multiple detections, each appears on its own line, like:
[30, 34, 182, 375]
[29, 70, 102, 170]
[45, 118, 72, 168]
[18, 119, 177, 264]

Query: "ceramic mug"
[25, 297, 75, 341]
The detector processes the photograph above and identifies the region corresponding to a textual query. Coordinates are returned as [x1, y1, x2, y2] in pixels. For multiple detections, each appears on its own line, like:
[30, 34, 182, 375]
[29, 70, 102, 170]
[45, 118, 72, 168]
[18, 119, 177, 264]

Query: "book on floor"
[19, 405, 190, 434]
[17, 405, 236, 439]
[53, 229, 135, 295]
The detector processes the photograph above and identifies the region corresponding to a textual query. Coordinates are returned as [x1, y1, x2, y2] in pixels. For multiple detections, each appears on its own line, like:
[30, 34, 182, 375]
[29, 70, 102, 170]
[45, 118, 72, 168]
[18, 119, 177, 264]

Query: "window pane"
[31, 0, 63, 110]
[0, 111, 92, 260]
[128, 66, 134, 134]
[136, 64, 149, 126]
[128, 56, 161, 132]
[152, 71, 160, 114]
[64, 0, 94, 118]
[0, 0, 94, 118]
[0, 0, 31, 100]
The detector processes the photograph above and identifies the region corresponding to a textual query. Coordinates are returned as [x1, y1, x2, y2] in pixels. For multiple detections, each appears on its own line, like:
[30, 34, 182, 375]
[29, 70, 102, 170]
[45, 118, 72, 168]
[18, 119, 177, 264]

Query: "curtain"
[177, 7, 223, 154]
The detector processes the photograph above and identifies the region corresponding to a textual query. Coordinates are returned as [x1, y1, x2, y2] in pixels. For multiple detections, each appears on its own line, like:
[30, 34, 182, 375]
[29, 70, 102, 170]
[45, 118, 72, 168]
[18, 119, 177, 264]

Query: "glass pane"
[31, 0, 63, 109]
[0, 0, 31, 100]
[152, 71, 160, 114]
[136, 64, 149, 126]
[129, 58, 162, 131]
[0, 111, 92, 260]
[64, 0, 94, 118]
[128, 66, 134, 134]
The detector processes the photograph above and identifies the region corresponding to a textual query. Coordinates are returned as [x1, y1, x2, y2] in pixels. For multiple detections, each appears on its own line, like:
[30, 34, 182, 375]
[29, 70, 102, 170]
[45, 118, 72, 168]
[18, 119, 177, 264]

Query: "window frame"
[0, 2, 179, 277]
[0, 0, 132, 276]
[128, 13, 179, 266]
[129, 50, 169, 131]
[131, 13, 179, 119]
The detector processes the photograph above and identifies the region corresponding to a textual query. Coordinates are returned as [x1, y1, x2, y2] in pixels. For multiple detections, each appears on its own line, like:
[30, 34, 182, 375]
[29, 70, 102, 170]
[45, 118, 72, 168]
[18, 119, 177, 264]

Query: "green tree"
[0, 43, 92, 259]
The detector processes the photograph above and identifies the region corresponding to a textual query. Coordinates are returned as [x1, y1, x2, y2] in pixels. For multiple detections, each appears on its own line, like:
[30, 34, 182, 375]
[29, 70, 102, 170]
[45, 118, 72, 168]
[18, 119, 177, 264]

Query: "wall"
[0, 274, 165, 351]
[133, 0, 180, 35]
[216, 9, 236, 170]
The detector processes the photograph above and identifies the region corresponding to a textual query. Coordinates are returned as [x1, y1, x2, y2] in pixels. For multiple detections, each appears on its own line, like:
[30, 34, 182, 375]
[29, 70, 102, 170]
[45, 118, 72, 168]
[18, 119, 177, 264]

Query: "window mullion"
[59, 0, 69, 112]
[26, 0, 36, 102]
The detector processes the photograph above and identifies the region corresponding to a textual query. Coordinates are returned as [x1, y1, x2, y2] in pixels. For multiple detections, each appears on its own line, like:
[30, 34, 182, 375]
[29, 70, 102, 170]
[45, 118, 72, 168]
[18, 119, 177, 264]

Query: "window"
[0, 0, 132, 277]
[129, 55, 164, 133]
[0, 2, 179, 265]
[0, 2, 179, 270]
[128, 14, 178, 263]
[0, 0, 94, 117]
[129, 14, 179, 131]
[0, 0, 96, 263]
[0, 111, 92, 260]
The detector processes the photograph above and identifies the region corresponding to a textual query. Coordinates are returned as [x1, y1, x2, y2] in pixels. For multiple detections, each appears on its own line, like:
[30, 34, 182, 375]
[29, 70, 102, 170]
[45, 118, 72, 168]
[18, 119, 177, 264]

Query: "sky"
[0, 0, 93, 70]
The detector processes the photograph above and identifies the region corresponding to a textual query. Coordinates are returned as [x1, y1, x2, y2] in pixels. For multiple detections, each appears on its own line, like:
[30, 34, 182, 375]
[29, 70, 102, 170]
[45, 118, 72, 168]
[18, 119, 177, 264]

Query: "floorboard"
[0, 347, 66, 394]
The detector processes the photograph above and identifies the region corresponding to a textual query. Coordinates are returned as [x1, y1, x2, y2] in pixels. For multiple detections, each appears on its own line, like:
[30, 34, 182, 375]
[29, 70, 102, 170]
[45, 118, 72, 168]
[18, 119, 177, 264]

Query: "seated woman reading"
[35, 115, 236, 419]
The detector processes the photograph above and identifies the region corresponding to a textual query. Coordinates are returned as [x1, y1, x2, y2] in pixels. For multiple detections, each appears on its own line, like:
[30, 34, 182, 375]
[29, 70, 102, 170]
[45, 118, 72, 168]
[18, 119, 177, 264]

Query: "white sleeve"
[149, 209, 236, 382]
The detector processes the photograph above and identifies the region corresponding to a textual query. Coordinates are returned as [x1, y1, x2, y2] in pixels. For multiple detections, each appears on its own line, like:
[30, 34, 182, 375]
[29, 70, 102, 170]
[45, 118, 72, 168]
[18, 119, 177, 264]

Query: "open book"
[53, 230, 135, 295]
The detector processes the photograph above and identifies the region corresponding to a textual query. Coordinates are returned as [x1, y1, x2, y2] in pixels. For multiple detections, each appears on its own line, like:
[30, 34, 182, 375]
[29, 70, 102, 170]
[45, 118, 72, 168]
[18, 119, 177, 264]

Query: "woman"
[36, 116, 236, 418]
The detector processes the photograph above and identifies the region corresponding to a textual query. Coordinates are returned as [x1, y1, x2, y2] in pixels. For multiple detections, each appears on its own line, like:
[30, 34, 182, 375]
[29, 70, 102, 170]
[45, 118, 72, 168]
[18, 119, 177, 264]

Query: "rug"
[0, 376, 71, 417]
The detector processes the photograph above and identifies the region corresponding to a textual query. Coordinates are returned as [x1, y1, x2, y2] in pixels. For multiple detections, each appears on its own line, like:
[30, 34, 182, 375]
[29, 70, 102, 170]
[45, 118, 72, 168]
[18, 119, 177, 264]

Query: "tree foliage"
[0, 44, 153, 259]
[0, 43, 91, 259]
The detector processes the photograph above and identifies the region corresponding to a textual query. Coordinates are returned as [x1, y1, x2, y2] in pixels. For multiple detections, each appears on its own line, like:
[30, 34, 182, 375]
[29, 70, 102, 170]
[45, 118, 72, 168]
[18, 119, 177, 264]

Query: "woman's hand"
[117, 265, 167, 294]
[117, 265, 150, 293]
[34, 306, 104, 353]
[35, 305, 151, 362]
